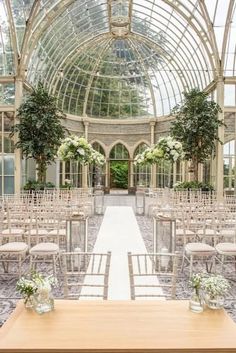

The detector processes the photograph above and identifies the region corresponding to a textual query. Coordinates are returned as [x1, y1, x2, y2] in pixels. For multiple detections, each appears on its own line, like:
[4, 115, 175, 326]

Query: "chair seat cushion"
[185, 243, 216, 254]
[48, 229, 66, 236]
[25, 229, 48, 235]
[0, 242, 28, 252]
[219, 229, 236, 237]
[30, 242, 59, 254]
[2, 228, 24, 235]
[197, 229, 217, 236]
[176, 229, 195, 236]
[216, 242, 236, 253]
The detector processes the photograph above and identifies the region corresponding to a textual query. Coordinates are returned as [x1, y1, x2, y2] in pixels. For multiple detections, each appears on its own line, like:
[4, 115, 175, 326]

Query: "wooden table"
[0, 300, 236, 352]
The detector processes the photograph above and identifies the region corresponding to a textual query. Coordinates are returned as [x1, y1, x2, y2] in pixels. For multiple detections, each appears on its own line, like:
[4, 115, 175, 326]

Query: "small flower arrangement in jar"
[16, 272, 57, 312]
[16, 277, 38, 308]
[201, 275, 230, 310]
[189, 273, 204, 313]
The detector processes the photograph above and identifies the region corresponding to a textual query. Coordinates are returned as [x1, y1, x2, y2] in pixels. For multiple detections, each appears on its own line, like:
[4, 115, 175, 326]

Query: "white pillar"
[82, 121, 89, 188]
[150, 120, 156, 188]
[14, 78, 23, 194]
[105, 161, 109, 189]
[216, 78, 224, 201]
[130, 161, 134, 187]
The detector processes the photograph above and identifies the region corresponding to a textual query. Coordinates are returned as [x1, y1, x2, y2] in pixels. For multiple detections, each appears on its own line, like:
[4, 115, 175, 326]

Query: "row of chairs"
[61, 251, 177, 300]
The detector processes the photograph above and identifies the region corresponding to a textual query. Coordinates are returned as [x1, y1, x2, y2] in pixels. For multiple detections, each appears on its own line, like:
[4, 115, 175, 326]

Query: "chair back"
[128, 252, 178, 300]
[61, 251, 111, 299]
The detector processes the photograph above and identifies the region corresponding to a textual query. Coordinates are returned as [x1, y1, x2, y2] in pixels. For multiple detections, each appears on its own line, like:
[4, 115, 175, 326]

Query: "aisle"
[81, 206, 163, 300]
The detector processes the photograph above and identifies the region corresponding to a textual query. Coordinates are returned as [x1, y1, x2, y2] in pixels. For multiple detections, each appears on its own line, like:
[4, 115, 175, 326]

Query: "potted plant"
[11, 82, 67, 183]
[171, 88, 224, 182]
[23, 180, 55, 192]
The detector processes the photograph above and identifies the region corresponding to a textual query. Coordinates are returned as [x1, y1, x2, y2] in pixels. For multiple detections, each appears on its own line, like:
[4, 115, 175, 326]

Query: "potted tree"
[170, 88, 224, 184]
[11, 82, 67, 188]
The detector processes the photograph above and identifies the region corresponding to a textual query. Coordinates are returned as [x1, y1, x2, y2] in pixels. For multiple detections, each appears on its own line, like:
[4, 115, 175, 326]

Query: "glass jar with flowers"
[189, 273, 204, 313]
[32, 272, 57, 314]
[16, 272, 57, 313]
[202, 275, 230, 310]
[16, 277, 38, 308]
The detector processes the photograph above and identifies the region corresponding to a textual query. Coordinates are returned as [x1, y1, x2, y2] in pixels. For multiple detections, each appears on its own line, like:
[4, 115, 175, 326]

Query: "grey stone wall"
[64, 112, 236, 154]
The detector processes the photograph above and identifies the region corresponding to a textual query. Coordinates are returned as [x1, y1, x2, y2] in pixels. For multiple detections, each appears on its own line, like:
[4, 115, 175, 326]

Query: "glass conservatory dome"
[1, 0, 236, 118]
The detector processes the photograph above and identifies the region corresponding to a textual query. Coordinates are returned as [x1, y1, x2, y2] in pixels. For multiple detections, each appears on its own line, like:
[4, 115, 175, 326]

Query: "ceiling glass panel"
[2, 0, 236, 117]
[0, 0, 14, 75]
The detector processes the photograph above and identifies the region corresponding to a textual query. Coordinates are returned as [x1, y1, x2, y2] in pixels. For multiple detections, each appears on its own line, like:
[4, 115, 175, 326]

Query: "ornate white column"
[150, 120, 156, 188]
[82, 120, 89, 188]
[130, 160, 134, 188]
[14, 77, 23, 194]
[216, 78, 224, 201]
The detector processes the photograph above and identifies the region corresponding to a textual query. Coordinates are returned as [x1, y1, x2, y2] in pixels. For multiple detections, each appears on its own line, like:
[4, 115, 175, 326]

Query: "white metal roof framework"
[1, 0, 236, 118]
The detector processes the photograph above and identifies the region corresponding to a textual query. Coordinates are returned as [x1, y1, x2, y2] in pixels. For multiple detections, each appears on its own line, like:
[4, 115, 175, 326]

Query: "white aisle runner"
[81, 206, 163, 300]
[81, 206, 164, 300]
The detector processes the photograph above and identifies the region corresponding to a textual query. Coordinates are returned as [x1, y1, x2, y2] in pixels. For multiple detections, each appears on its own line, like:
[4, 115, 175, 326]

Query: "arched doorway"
[109, 143, 129, 191]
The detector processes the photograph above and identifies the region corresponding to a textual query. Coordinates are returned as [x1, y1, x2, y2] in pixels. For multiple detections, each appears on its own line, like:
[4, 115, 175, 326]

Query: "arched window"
[224, 140, 235, 191]
[92, 142, 105, 156]
[59, 160, 82, 188]
[133, 143, 151, 187]
[110, 143, 129, 160]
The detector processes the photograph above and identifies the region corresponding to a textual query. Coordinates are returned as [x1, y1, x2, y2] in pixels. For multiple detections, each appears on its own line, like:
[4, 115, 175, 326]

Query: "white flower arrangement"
[58, 135, 105, 166]
[134, 136, 184, 166]
[91, 150, 106, 166]
[201, 275, 230, 299]
[16, 272, 57, 304]
[189, 273, 202, 291]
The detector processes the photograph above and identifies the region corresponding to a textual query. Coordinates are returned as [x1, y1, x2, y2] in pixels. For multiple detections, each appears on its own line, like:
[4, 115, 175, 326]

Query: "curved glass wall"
[25, 0, 216, 118]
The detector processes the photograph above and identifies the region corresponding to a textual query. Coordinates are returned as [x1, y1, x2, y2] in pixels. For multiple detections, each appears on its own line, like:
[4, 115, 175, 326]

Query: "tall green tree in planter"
[170, 88, 224, 182]
[11, 83, 67, 183]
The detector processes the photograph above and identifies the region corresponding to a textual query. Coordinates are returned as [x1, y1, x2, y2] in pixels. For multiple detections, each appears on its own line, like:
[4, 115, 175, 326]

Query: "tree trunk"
[36, 158, 47, 183]
[192, 157, 199, 182]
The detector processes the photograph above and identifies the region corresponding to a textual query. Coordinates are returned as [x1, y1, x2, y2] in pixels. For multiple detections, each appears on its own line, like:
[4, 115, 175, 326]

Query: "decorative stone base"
[128, 187, 136, 195]
[104, 187, 110, 194]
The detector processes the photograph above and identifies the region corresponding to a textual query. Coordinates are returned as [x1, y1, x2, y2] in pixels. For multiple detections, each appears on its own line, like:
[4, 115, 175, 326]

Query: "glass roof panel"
[3, 0, 235, 117]
[0, 0, 14, 75]
[9, 0, 33, 49]
[223, 4, 236, 76]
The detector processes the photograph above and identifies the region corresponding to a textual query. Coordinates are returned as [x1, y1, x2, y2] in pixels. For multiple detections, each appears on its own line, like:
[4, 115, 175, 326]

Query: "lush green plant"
[173, 181, 214, 191]
[110, 162, 128, 189]
[23, 180, 55, 191]
[171, 88, 224, 181]
[11, 82, 67, 183]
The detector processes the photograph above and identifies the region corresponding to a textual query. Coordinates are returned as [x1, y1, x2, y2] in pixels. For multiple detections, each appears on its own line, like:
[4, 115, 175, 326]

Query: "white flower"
[77, 147, 85, 156]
